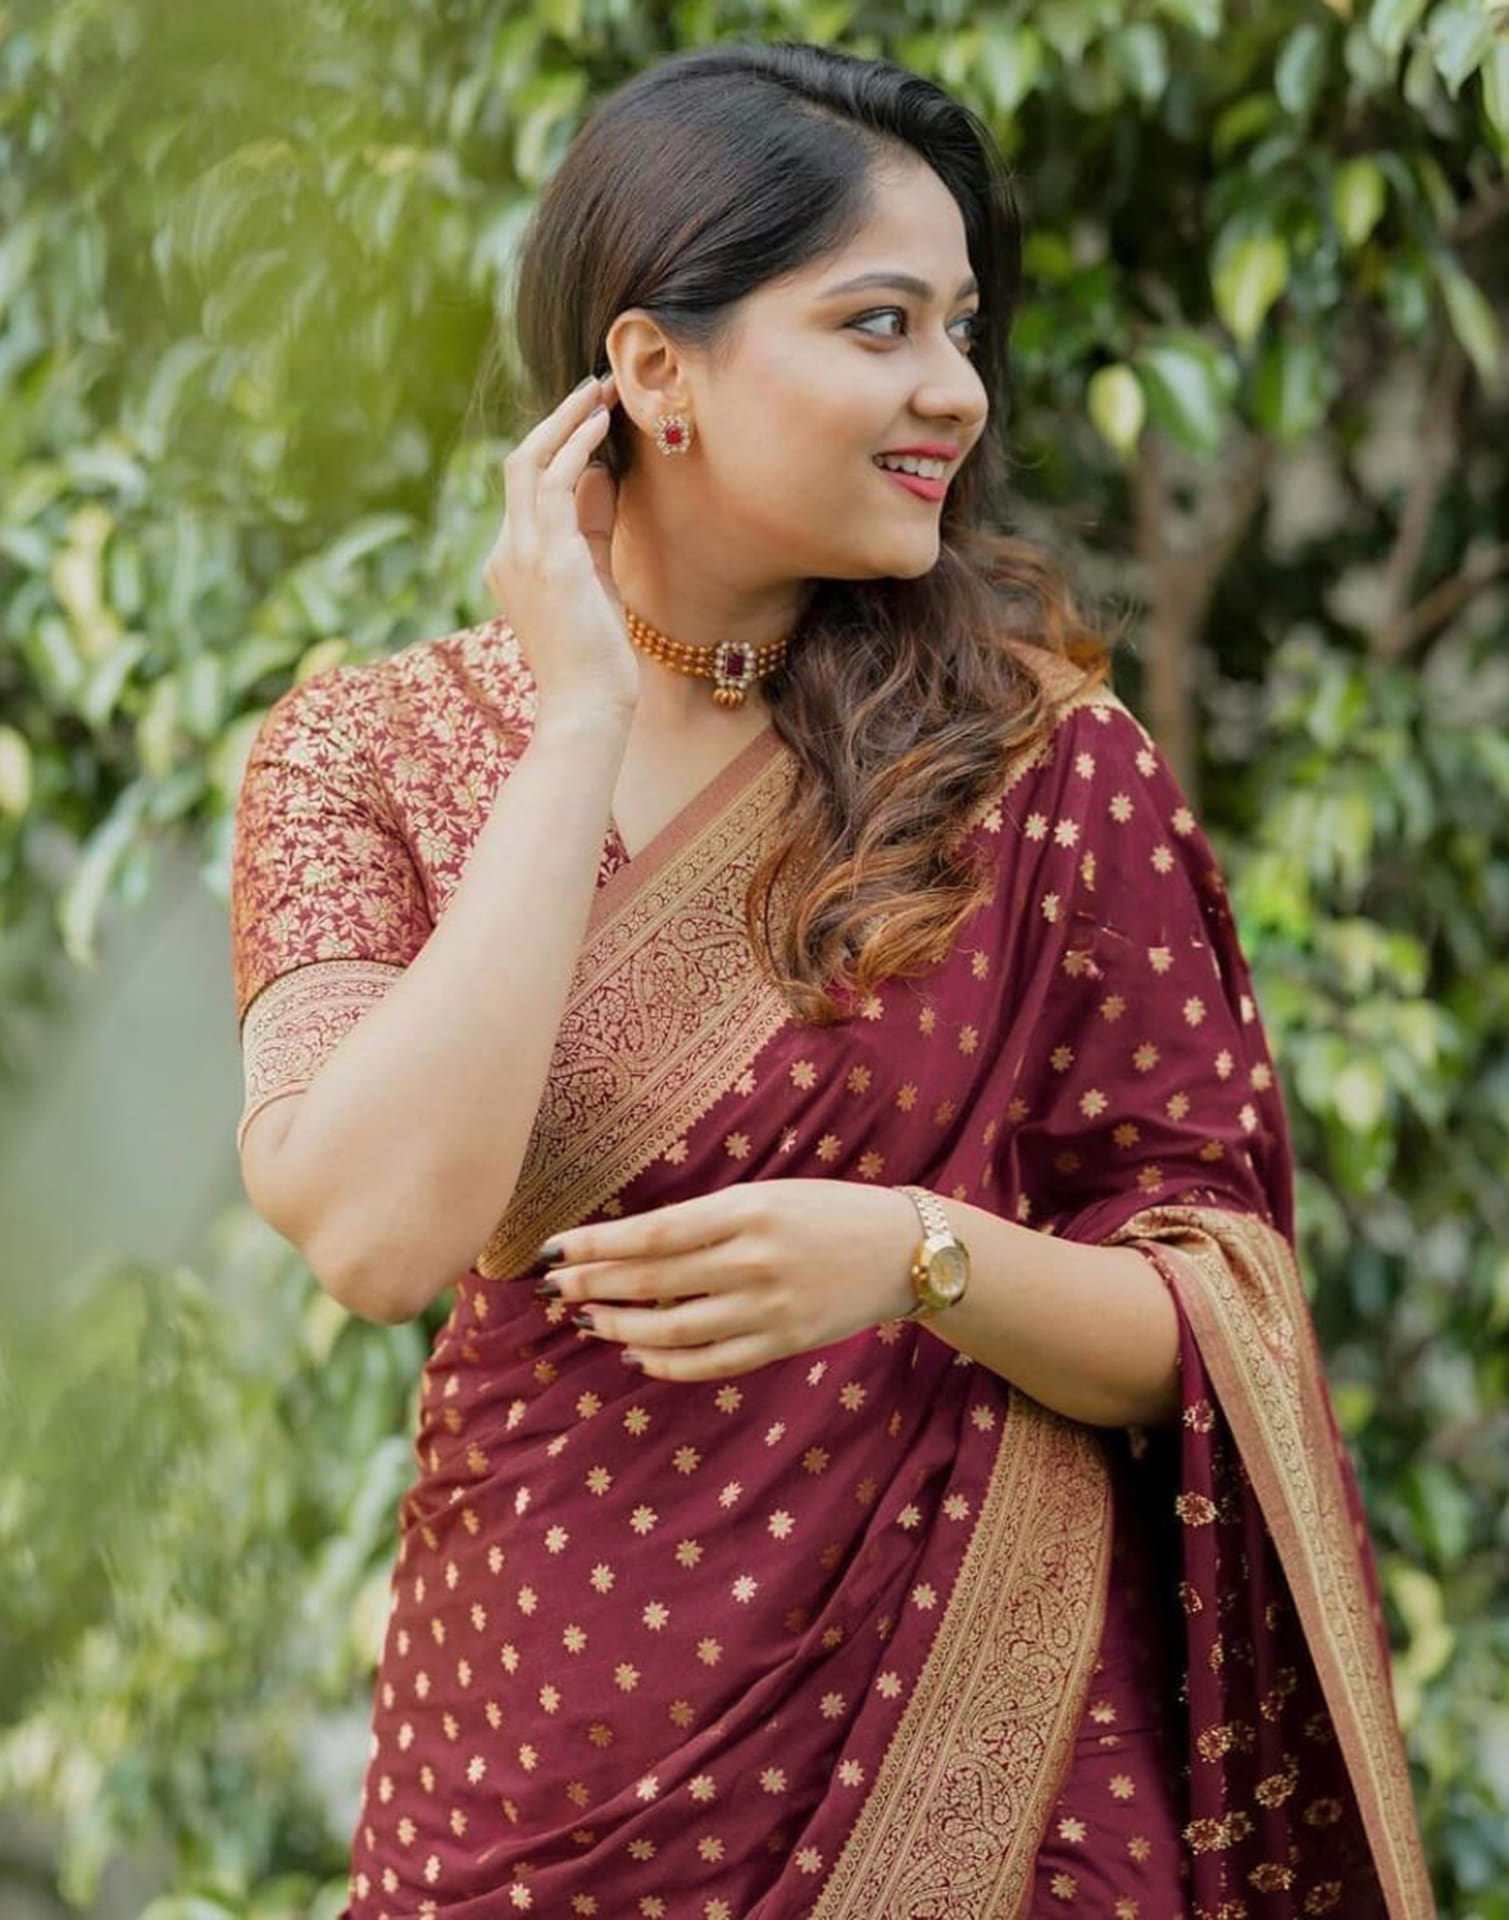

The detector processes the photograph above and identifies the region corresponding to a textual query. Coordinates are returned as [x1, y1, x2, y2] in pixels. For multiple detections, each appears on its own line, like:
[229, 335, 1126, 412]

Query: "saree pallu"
[229, 622, 1432, 1919]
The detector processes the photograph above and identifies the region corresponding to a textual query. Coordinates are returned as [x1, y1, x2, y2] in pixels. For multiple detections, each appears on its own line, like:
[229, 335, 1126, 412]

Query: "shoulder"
[969, 658, 1228, 913]
[240, 614, 539, 800]
[962, 643, 1141, 838]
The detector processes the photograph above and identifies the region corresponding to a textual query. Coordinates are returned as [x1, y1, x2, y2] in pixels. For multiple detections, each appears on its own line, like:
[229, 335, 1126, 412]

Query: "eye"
[849, 307, 985, 353]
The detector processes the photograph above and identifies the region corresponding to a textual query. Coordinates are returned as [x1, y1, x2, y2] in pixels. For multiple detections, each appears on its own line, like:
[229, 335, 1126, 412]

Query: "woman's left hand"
[530, 1180, 922, 1380]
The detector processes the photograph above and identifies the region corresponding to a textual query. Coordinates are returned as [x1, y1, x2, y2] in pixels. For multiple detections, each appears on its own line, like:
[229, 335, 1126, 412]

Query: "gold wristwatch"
[896, 1184, 971, 1321]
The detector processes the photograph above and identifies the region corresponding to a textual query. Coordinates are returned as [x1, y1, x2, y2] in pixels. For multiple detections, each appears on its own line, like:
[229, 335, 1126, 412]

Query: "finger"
[534, 405, 615, 547]
[624, 1334, 774, 1383]
[546, 1250, 742, 1306]
[501, 399, 609, 564]
[509, 375, 608, 472]
[499, 377, 608, 557]
[575, 1291, 756, 1351]
[538, 1189, 759, 1272]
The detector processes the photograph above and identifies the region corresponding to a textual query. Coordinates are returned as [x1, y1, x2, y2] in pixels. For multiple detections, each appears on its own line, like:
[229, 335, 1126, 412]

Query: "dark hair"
[508, 41, 1111, 1023]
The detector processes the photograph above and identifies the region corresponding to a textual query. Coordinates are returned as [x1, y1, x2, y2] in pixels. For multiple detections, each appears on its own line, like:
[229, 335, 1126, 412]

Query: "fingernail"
[574, 373, 598, 393]
[621, 1349, 643, 1370]
[526, 1243, 566, 1279]
[533, 1280, 561, 1300]
[571, 1309, 596, 1331]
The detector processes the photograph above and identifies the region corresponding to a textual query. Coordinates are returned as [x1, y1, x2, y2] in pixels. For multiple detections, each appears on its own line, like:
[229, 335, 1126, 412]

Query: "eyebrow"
[820, 270, 980, 303]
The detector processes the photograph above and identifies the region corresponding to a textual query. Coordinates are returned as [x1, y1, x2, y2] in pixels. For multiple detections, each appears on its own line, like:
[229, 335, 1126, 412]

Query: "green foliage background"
[2, 0, 1507, 1912]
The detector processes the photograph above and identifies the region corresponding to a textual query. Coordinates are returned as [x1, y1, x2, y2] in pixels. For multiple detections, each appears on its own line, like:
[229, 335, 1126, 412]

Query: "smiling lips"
[874, 446, 957, 503]
[876, 460, 949, 502]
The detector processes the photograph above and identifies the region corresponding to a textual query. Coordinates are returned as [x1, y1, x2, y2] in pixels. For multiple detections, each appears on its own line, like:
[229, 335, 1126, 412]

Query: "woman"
[230, 42, 1432, 1920]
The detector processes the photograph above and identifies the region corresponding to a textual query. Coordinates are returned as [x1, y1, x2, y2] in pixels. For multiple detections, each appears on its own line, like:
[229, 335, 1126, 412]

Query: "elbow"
[323, 1268, 422, 1326]
[305, 1231, 436, 1325]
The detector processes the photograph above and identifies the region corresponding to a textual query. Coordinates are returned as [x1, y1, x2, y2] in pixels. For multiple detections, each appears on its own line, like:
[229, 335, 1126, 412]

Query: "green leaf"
[1437, 258, 1504, 389]
[1213, 228, 1291, 348]
[81, 635, 149, 731]
[1087, 363, 1147, 455]
[1275, 20, 1329, 116]
[980, 22, 1045, 112]
[1212, 93, 1281, 159]
[1367, 0, 1429, 59]
[1481, 37, 1509, 138]
[538, 0, 584, 37]
[1332, 1057, 1390, 1131]
[58, 784, 149, 966]
[1153, 0, 1223, 35]
[1428, 1, 1493, 94]
[0, 726, 33, 817]
[1333, 156, 1388, 247]
[1036, 0, 1102, 63]
[1111, 24, 1169, 104]
[1135, 334, 1234, 454]
[1253, 334, 1329, 441]
[139, 1898, 240, 1920]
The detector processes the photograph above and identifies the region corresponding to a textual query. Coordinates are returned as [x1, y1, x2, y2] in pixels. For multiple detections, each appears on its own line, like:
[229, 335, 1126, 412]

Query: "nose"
[913, 336, 988, 436]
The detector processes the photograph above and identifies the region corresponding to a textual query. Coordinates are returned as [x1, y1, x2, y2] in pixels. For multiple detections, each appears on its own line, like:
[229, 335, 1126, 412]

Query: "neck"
[609, 492, 806, 671]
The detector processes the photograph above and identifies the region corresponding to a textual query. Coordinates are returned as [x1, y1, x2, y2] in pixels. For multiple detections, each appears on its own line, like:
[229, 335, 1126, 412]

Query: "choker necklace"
[623, 605, 791, 709]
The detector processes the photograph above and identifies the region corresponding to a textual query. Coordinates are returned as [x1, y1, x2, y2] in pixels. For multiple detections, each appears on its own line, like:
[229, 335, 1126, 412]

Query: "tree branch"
[1134, 433, 1273, 795]
[1375, 539, 1509, 659]
[1372, 346, 1468, 659]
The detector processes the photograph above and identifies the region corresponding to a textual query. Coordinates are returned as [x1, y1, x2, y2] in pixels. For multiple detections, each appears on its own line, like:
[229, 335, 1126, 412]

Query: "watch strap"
[896, 1184, 958, 1320]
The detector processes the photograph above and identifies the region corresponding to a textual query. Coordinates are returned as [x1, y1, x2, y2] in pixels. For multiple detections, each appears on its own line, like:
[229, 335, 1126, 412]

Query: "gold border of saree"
[1105, 1203, 1436, 1919]
[809, 1398, 1113, 1919]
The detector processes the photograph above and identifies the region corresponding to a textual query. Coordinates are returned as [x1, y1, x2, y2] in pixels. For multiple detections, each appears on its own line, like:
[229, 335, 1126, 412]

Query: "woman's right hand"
[485, 372, 640, 720]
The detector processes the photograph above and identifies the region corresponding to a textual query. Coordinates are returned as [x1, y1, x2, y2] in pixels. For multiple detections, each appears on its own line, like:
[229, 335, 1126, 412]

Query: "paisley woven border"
[237, 958, 404, 1153]
[810, 1396, 1113, 1920]
[1106, 1203, 1435, 1919]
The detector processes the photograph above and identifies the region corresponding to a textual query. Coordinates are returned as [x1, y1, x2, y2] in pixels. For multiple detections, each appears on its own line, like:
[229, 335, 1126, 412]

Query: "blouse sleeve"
[1002, 697, 1296, 1247]
[229, 667, 433, 1154]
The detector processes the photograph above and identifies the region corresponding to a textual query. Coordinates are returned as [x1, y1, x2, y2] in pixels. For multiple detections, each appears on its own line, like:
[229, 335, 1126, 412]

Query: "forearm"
[918, 1196, 1182, 1428]
[274, 704, 633, 1319]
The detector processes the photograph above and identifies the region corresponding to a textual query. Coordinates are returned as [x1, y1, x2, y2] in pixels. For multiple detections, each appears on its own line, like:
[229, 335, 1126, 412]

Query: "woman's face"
[612, 156, 991, 589]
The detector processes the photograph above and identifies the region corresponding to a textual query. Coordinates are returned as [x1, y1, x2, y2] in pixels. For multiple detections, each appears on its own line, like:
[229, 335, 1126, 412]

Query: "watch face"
[928, 1244, 969, 1302]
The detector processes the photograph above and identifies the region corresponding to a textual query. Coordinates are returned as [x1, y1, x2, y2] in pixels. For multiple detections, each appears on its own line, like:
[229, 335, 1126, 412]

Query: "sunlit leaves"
[1368, 0, 1431, 61]
[1333, 154, 1389, 246]
[1212, 225, 1292, 349]
[1436, 253, 1505, 387]
[1086, 361, 1147, 455]
[1134, 331, 1237, 453]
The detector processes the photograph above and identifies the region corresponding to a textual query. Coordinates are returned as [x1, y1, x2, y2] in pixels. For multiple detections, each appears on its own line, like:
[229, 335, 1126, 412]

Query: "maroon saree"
[230, 617, 1433, 1918]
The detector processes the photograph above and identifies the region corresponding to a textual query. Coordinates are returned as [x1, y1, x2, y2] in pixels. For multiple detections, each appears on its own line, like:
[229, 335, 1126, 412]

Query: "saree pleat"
[226, 620, 1432, 1920]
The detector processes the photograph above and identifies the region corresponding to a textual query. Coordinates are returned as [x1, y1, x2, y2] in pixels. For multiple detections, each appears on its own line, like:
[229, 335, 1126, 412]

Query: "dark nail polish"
[533, 1280, 561, 1300]
[621, 1350, 643, 1370]
[571, 1309, 596, 1331]
[525, 1244, 566, 1280]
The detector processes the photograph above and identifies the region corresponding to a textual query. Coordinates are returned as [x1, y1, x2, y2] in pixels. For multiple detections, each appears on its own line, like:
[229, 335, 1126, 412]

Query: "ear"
[604, 310, 691, 436]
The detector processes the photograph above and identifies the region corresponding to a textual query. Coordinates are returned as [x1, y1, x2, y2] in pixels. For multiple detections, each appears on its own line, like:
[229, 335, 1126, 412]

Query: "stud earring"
[654, 411, 694, 456]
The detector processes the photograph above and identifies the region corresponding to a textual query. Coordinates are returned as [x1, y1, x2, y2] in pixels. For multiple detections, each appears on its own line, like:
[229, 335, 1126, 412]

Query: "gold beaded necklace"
[623, 605, 791, 709]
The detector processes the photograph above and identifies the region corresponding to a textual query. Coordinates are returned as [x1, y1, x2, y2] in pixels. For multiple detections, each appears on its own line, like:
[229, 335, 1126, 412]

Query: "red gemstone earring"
[653, 411, 694, 456]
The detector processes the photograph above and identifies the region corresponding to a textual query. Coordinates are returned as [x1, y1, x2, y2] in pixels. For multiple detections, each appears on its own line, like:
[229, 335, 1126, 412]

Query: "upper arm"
[229, 668, 433, 1213]
[1004, 701, 1294, 1245]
